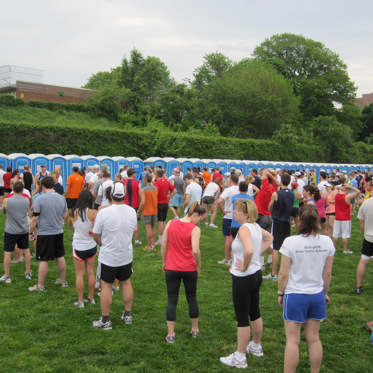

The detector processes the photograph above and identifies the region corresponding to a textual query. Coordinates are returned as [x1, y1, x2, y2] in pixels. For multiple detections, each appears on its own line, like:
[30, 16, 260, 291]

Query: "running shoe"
[154, 239, 162, 246]
[205, 222, 209, 226]
[121, 312, 132, 325]
[262, 273, 278, 281]
[134, 240, 142, 245]
[112, 285, 120, 292]
[190, 329, 200, 338]
[166, 334, 175, 344]
[247, 341, 264, 357]
[55, 278, 68, 287]
[92, 317, 112, 330]
[25, 273, 32, 280]
[0, 275, 11, 283]
[343, 250, 353, 254]
[209, 224, 218, 228]
[84, 297, 96, 304]
[220, 353, 247, 369]
[355, 286, 363, 295]
[218, 259, 231, 265]
[28, 284, 45, 292]
[74, 301, 85, 308]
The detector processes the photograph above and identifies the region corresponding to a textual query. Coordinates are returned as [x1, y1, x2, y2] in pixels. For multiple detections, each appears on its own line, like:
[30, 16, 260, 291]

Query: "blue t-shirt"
[231, 193, 254, 228]
[349, 178, 358, 193]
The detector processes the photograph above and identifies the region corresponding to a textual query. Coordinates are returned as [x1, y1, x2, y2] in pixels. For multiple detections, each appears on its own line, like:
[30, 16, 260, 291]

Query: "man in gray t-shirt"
[28, 177, 68, 292]
[0, 181, 32, 283]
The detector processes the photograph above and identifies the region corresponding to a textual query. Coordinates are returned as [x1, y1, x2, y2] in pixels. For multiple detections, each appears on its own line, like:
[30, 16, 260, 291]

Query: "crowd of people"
[0, 162, 372, 371]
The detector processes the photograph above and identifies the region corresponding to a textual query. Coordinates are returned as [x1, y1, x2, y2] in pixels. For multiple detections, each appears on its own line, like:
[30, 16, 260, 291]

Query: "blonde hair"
[187, 201, 206, 217]
[245, 175, 254, 184]
[235, 199, 258, 223]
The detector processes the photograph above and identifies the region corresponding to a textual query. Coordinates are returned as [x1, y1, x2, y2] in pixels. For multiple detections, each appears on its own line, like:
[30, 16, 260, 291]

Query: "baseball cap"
[41, 164, 47, 168]
[127, 168, 137, 177]
[112, 182, 126, 198]
[291, 182, 298, 189]
[325, 183, 332, 187]
[294, 172, 301, 176]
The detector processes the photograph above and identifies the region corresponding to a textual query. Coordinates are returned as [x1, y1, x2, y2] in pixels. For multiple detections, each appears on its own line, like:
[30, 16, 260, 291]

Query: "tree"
[360, 103, 373, 143]
[191, 52, 233, 90]
[253, 33, 357, 120]
[83, 68, 122, 90]
[207, 60, 300, 138]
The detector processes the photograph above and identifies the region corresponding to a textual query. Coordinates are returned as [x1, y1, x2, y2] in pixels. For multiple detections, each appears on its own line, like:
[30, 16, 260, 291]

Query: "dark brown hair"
[297, 205, 321, 236]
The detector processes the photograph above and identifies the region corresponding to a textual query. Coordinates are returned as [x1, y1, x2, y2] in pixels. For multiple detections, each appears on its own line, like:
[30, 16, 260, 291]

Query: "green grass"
[0, 211, 372, 372]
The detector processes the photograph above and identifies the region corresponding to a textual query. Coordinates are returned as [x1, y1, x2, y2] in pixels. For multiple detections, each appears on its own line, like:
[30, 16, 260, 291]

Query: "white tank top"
[72, 208, 95, 251]
[247, 184, 254, 197]
[230, 222, 262, 277]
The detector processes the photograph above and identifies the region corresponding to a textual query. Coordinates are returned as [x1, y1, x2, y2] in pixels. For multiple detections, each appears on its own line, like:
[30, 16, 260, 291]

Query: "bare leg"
[357, 258, 369, 287]
[304, 319, 322, 373]
[332, 237, 338, 249]
[271, 250, 279, 276]
[74, 258, 85, 302]
[237, 326, 251, 354]
[120, 279, 133, 311]
[24, 249, 31, 274]
[224, 236, 232, 261]
[100, 280, 113, 316]
[145, 224, 153, 247]
[284, 321, 302, 373]
[167, 320, 175, 336]
[210, 205, 218, 225]
[191, 317, 199, 331]
[56, 256, 66, 281]
[135, 222, 140, 241]
[251, 317, 263, 344]
[86, 257, 96, 299]
[342, 238, 348, 252]
[3, 252, 12, 277]
[38, 261, 49, 287]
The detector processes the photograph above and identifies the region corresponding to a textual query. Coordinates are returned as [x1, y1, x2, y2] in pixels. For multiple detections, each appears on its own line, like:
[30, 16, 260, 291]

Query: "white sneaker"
[55, 278, 68, 287]
[247, 341, 264, 357]
[262, 273, 278, 281]
[134, 240, 142, 245]
[220, 353, 247, 369]
[0, 275, 11, 283]
[28, 284, 45, 292]
[217, 259, 231, 265]
[205, 222, 209, 226]
[74, 301, 85, 308]
[154, 239, 162, 246]
[209, 223, 218, 228]
[343, 250, 353, 254]
[92, 317, 112, 330]
[25, 273, 32, 280]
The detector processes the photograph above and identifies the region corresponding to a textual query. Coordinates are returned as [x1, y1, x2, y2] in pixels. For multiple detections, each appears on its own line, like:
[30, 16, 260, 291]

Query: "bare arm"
[184, 194, 191, 209]
[138, 184, 145, 213]
[191, 227, 201, 275]
[2, 198, 7, 214]
[64, 185, 70, 197]
[268, 192, 278, 212]
[360, 219, 365, 233]
[29, 215, 39, 234]
[277, 254, 291, 306]
[322, 255, 334, 304]
[93, 233, 102, 246]
[261, 228, 274, 255]
[344, 183, 360, 204]
[161, 221, 172, 269]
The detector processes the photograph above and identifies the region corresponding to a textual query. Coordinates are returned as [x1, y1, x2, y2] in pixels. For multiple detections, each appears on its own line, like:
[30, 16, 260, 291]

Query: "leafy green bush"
[27, 100, 87, 112]
[0, 95, 25, 107]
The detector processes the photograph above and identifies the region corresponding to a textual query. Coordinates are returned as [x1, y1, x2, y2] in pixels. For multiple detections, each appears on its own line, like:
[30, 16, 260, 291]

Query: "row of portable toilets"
[1, 153, 372, 190]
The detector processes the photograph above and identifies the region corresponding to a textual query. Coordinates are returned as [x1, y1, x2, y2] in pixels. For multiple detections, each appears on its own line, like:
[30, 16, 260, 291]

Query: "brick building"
[0, 80, 94, 104]
[354, 93, 373, 109]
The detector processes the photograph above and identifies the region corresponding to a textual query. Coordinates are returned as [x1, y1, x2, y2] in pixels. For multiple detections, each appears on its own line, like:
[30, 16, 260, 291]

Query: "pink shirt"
[316, 197, 327, 218]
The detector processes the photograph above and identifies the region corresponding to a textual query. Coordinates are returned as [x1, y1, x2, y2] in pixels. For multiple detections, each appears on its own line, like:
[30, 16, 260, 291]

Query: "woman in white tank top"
[68, 190, 97, 308]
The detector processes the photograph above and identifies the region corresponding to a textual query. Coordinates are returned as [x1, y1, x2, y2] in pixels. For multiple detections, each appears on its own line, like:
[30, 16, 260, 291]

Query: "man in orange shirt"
[202, 167, 211, 189]
[65, 166, 85, 209]
[138, 174, 158, 251]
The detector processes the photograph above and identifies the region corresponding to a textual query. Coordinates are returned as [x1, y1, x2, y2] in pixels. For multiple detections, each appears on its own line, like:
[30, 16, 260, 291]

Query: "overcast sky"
[1, 0, 372, 97]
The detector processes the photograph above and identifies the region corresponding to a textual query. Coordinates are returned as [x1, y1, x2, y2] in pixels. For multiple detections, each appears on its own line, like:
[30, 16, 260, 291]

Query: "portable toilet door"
[64, 155, 84, 179]
[8, 153, 31, 174]
[112, 156, 130, 175]
[218, 160, 228, 175]
[227, 160, 240, 172]
[81, 155, 100, 170]
[127, 157, 144, 180]
[47, 154, 67, 188]
[97, 156, 115, 178]
[179, 159, 192, 175]
[0, 153, 10, 170]
[29, 154, 50, 176]
[144, 157, 162, 169]
[206, 160, 217, 173]
[163, 157, 178, 177]
[189, 158, 204, 172]
[238, 161, 247, 175]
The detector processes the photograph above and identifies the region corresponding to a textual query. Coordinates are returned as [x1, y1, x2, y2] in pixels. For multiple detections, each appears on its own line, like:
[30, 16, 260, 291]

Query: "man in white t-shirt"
[98, 172, 113, 207]
[318, 171, 328, 194]
[217, 174, 240, 265]
[92, 182, 137, 330]
[183, 173, 202, 215]
[355, 197, 373, 294]
[88, 165, 100, 191]
[294, 172, 305, 194]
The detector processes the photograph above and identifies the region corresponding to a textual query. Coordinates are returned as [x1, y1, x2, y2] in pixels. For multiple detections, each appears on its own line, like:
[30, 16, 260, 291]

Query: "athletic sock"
[158, 235, 162, 242]
[235, 351, 246, 361]
[251, 341, 261, 348]
[268, 254, 272, 262]
[124, 310, 131, 317]
[102, 315, 110, 323]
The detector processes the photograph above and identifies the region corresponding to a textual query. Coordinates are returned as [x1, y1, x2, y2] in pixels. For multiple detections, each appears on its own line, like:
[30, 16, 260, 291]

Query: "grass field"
[0, 210, 372, 372]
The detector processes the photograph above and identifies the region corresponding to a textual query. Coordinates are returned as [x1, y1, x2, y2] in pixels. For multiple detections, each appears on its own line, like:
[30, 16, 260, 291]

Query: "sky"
[1, 0, 372, 97]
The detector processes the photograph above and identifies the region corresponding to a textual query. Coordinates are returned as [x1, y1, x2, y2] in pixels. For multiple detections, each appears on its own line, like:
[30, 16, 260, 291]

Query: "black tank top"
[23, 172, 33, 192]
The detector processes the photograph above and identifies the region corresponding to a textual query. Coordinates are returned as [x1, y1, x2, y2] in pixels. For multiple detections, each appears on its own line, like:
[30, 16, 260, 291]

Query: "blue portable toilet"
[127, 157, 143, 180]
[163, 157, 179, 177]
[144, 157, 162, 169]
[274, 163, 283, 172]
[218, 160, 228, 175]
[112, 156, 129, 174]
[64, 155, 84, 179]
[97, 156, 115, 177]
[181, 159, 194, 175]
[0, 153, 10, 170]
[256, 162, 265, 171]
[228, 160, 240, 171]
[47, 154, 67, 188]
[29, 153, 50, 175]
[8, 153, 31, 174]
[238, 161, 247, 175]
[190, 158, 204, 171]
[205, 160, 217, 172]
[81, 155, 99, 170]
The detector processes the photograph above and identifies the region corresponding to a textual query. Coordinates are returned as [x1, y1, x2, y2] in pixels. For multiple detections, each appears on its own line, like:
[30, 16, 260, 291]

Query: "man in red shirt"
[154, 169, 176, 245]
[123, 169, 145, 245]
[333, 182, 360, 254]
[254, 169, 279, 270]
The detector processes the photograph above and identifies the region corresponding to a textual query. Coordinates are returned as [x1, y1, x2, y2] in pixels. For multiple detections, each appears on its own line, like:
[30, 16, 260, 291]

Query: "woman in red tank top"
[161, 201, 206, 344]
